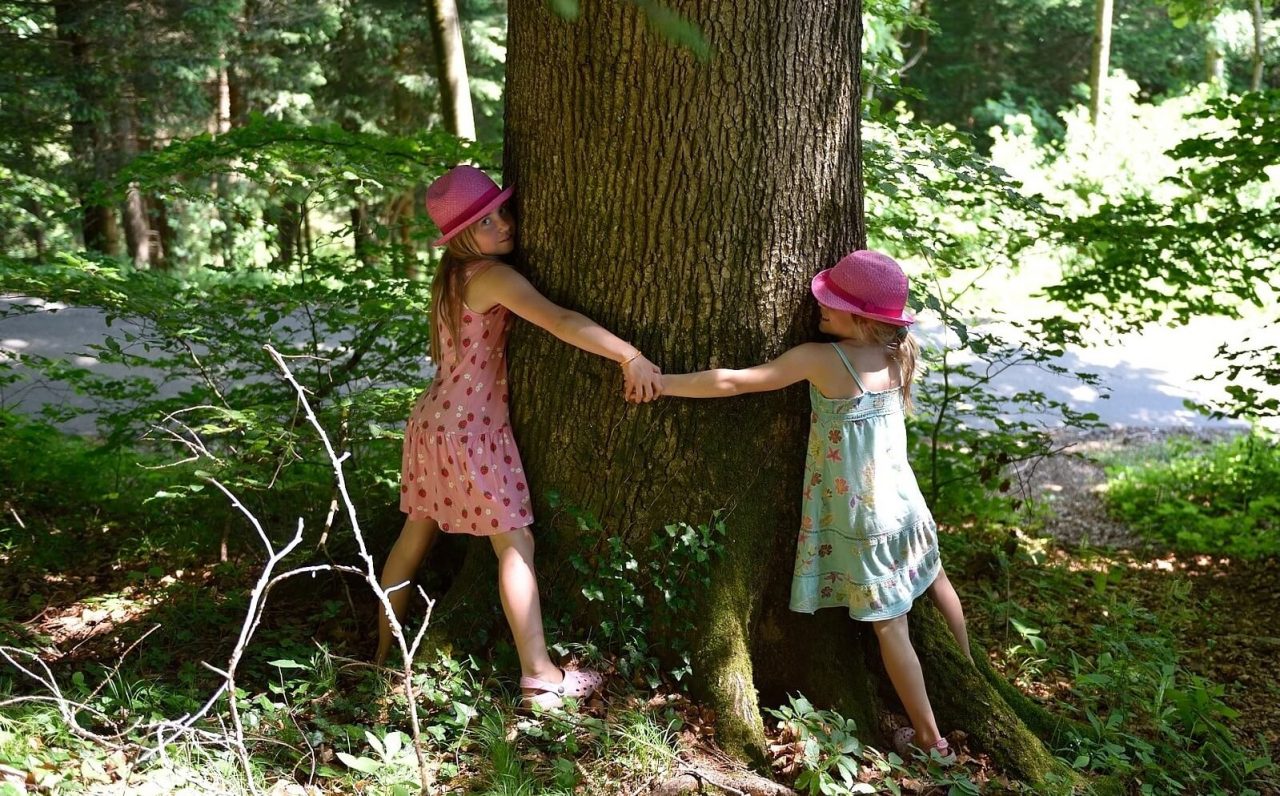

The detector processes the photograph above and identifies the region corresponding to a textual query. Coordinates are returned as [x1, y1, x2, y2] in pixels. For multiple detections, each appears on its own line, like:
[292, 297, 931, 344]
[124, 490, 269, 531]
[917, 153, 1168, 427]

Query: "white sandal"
[519, 667, 604, 711]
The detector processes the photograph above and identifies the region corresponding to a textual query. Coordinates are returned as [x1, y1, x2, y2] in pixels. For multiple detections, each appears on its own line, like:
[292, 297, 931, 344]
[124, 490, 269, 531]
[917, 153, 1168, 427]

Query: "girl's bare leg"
[489, 527, 563, 690]
[375, 517, 440, 666]
[927, 567, 974, 663]
[873, 614, 942, 748]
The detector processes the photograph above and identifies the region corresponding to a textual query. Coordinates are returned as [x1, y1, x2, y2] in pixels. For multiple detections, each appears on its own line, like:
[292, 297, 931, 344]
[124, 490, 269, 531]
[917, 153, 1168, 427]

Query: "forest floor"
[1019, 427, 1280, 754]
[2, 426, 1278, 794]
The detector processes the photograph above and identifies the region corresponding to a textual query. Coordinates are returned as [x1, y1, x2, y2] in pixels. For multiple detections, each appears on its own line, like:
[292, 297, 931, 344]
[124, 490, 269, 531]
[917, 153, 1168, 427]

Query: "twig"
[264, 344, 435, 795]
[180, 339, 232, 410]
[84, 623, 162, 704]
[206, 478, 277, 558]
[0, 647, 137, 749]
[1, 342, 442, 796]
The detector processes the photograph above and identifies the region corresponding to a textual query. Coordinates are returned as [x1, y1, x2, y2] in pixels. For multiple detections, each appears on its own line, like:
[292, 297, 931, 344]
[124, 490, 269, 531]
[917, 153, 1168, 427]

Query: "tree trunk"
[147, 194, 173, 270]
[1205, 34, 1226, 86]
[215, 53, 237, 262]
[1089, 0, 1114, 126]
[426, 0, 476, 140]
[271, 199, 302, 267]
[351, 200, 375, 267]
[117, 92, 154, 267]
[1250, 0, 1265, 92]
[53, 1, 120, 256]
[489, 0, 1065, 783]
[25, 199, 47, 260]
[382, 191, 417, 277]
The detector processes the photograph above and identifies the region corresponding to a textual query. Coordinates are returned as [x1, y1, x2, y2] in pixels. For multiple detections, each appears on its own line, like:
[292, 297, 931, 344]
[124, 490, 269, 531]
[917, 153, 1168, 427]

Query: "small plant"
[1006, 616, 1049, 687]
[766, 695, 873, 795]
[555, 494, 727, 687]
[326, 729, 421, 794]
[1053, 597, 1276, 794]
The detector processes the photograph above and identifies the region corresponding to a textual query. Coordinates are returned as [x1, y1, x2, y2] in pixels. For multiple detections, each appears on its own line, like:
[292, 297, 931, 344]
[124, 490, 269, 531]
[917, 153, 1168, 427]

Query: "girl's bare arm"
[663, 344, 825, 398]
[468, 264, 662, 400]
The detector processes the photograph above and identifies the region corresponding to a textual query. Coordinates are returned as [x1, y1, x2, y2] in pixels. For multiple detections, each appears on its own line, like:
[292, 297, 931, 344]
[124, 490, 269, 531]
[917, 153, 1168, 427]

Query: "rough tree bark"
[450, 0, 1071, 783]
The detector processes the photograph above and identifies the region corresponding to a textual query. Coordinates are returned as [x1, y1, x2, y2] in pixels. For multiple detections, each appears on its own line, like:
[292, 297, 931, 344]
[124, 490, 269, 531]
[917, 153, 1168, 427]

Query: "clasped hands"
[621, 353, 663, 404]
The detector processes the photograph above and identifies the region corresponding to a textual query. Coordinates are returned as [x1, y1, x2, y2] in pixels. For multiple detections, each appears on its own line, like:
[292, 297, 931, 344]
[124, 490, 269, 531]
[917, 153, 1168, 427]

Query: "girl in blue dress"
[662, 250, 974, 761]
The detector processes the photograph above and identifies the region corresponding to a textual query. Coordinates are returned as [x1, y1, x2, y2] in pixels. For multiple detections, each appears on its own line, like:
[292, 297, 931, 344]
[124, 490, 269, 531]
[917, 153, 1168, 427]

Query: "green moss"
[691, 527, 769, 763]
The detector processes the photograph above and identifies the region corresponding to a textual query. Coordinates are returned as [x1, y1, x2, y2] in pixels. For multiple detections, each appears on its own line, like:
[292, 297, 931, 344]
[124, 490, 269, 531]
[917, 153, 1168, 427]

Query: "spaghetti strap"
[829, 343, 868, 394]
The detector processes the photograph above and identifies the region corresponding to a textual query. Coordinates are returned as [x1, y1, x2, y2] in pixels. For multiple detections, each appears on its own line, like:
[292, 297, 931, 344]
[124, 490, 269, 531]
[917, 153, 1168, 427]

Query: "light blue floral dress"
[789, 344, 941, 621]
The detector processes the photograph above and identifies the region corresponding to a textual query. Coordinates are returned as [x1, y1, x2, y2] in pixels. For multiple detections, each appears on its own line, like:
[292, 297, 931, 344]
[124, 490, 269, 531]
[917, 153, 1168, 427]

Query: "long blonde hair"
[429, 226, 490, 366]
[849, 316, 920, 413]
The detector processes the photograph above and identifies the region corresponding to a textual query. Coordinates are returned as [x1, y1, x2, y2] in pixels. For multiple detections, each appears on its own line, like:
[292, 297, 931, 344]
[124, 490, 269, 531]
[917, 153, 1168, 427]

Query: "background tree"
[1090, 0, 1115, 125]
[901, 0, 1263, 143]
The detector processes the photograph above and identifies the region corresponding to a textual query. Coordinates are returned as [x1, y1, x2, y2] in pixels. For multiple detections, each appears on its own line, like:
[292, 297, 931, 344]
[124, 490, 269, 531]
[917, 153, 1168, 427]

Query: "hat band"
[827, 278, 903, 318]
[438, 184, 503, 237]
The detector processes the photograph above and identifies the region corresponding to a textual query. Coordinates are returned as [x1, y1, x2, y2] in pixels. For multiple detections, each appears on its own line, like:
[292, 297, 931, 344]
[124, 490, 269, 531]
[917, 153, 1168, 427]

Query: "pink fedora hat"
[810, 250, 915, 327]
[425, 165, 514, 246]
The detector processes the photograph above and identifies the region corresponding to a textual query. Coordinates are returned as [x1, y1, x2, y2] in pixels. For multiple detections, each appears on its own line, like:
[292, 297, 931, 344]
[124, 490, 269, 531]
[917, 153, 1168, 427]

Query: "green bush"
[1102, 432, 1280, 558]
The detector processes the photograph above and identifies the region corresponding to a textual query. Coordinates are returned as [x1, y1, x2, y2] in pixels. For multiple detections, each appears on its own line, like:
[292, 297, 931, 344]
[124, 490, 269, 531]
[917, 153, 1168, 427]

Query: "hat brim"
[431, 185, 515, 247]
[810, 270, 915, 327]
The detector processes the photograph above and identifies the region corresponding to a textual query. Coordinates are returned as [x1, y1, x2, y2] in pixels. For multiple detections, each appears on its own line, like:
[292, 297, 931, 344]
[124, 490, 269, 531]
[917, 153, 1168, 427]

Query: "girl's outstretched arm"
[664, 343, 826, 398]
[467, 264, 662, 401]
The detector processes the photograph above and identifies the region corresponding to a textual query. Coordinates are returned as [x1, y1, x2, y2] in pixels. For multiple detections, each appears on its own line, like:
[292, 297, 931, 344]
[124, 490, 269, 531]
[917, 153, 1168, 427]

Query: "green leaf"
[452, 700, 478, 723]
[383, 731, 403, 759]
[268, 659, 308, 670]
[636, 1, 712, 60]
[335, 752, 381, 775]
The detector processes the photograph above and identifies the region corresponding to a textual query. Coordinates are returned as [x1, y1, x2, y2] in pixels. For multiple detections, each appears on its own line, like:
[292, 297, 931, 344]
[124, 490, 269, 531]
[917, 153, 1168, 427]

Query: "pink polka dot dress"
[400, 265, 532, 535]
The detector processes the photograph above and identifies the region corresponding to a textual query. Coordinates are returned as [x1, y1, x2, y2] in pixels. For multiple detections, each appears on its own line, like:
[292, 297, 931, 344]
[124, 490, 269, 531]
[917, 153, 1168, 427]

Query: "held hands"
[621, 352, 663, 403]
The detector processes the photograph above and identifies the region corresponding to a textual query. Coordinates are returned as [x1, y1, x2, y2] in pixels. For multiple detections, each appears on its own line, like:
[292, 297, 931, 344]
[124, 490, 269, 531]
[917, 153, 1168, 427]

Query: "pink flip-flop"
[893, 727, 957, 766]
[519, 668, 604, 711]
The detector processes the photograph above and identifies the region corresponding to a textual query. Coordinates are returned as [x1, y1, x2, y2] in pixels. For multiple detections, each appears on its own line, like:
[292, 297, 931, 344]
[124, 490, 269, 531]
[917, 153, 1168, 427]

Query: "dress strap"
[829, 343, 868, 394]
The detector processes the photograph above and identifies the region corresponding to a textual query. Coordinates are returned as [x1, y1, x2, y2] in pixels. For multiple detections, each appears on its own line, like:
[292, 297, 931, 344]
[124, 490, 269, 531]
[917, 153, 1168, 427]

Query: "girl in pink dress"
[375, 165, 662, 710]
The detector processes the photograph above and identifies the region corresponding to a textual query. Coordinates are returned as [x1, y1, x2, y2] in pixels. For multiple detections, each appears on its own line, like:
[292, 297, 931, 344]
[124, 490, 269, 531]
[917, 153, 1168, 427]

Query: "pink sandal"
[519, 668, 604, 711]
[892, 727, 957, 766]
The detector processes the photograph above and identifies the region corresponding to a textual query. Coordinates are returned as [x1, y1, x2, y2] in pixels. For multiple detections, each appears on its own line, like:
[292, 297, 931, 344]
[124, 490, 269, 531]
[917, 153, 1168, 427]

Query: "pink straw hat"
[425, 165, 514, 246]
[810, 250, 915, 327]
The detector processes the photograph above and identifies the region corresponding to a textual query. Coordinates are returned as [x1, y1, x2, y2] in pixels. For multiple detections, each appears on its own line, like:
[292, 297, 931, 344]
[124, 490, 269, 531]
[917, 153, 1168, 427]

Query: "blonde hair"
[429, 226, 490, 366]
[848, 316, 920, 413]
